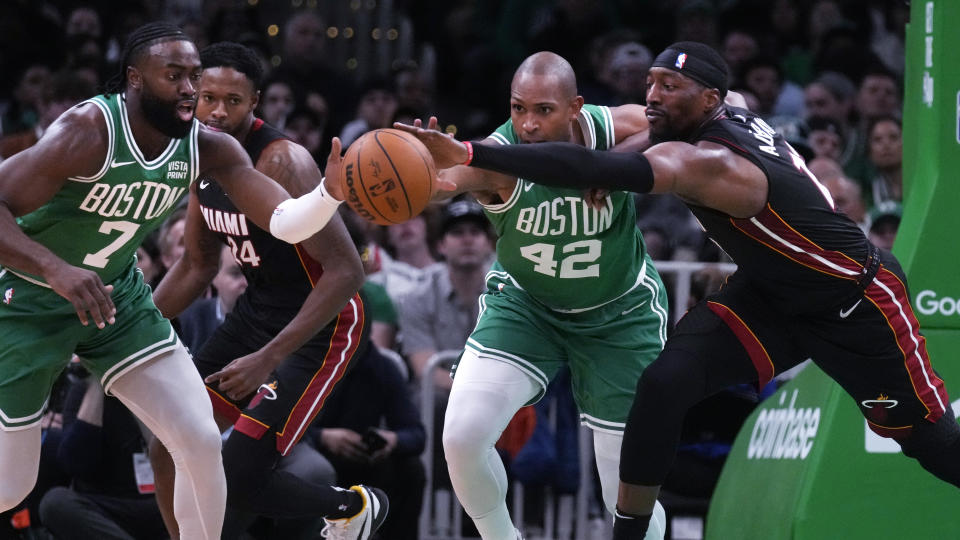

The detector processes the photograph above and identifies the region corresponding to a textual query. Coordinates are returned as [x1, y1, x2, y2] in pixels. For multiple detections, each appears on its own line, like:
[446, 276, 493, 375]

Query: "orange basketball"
[339, 128, 436, 226]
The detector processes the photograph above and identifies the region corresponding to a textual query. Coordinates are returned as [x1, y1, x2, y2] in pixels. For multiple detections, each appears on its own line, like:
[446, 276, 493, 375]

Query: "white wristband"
[268, 178, 343, 244]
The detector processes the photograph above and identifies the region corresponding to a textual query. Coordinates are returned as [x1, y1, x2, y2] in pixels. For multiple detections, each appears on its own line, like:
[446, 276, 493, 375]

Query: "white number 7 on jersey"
[83, 220, 140, 269]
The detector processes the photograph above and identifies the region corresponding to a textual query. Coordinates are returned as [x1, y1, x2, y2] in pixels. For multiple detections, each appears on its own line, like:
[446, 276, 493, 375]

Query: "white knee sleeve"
[111, 345, 226, 540]
[0, 426, 40, 512]
[442, 350, 539, 539]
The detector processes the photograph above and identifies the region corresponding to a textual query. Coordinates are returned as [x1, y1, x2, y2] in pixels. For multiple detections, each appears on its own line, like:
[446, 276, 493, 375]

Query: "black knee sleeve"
[620, 349, 709, 486]
[899, 406, 960, 488]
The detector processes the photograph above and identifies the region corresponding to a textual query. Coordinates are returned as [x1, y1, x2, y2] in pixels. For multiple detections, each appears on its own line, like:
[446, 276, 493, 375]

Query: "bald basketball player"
[420, 52, 670, 540]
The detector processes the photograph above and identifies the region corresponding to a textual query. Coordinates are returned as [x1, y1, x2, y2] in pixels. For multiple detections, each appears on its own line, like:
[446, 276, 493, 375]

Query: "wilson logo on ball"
[338, 128, 436, 225]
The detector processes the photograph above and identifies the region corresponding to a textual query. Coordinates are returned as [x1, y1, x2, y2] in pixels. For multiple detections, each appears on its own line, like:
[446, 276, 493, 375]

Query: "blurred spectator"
[867, 201, 901, 251]
[808, 1, 846, 52]
[282, 106, 325, 162]
[804, 72, 856, 126]
[339, 78, 399, 148]
[606, 42, 652, 106]
[721, 29, 758, 88]
[63, 6, 107, 83]
[39, 375, 166, 540]
[869, 1, 908, 77]
[311, 345, 427, 540]
[806, 116, 844, 162]
[1, 63, 51, 136]
[855, 67, 900, 123]
[866, 115, 903, 206]
[398, 199, 494, 387]
[673, 0, 719, 48]
[177, 246, 248, 355]
[634, 194, 708, 262]
[158, 207, 187, 272]
[367, 206, 442, 306]
[394, 64, 435, 119]
[821, 173, 868, 231]
[527, 0, 619, 82]
[258, 78, 296, 130]
[807, 156, 844, 184]
[730, 87, 761, 113]
[579, 29, 641, 105]
[135, 233, 164, 289]
[803, 71, 874, 182]
[273, 10, 357, 139]
[741, 56, 804, 120]
[0, 69, 96, 159]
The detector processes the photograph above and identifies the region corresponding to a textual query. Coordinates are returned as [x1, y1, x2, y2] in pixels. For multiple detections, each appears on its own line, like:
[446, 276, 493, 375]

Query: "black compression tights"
[619, 346, 756, 486]
[219, 430, 359, 535]
[899, 405, 960, 488]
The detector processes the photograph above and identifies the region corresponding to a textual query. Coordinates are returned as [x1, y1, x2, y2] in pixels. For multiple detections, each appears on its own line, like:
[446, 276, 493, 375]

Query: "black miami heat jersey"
[687, 106, 872, 314]
[196, 119, 319, 313]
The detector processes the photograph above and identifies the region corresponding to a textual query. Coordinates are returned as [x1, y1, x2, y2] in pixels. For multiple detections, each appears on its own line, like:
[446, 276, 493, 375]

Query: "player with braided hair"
[0, 22, 349, 540]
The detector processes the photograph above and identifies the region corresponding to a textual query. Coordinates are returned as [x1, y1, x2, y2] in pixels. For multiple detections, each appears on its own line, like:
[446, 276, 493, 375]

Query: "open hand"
[45, 262, 115, 328]
[393, 117, 470, 170]
[322, 137, 344, 201]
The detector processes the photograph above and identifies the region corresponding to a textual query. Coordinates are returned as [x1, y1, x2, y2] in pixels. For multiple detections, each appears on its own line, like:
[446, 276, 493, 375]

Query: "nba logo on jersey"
[2, 288, 13, 304]
[675, 53, 688, 69]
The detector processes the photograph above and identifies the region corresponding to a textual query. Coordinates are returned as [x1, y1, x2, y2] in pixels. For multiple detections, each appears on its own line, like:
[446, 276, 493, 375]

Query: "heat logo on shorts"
[2, 288, 12, 305]
[862, 394, 898, 424]
[248, 380, 278, 409]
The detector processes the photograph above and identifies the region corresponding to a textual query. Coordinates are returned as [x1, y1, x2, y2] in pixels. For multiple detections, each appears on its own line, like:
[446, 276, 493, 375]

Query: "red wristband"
[463, 141, 474, 166]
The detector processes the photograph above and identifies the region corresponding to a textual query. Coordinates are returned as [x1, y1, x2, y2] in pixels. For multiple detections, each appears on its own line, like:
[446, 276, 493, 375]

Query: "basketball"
[339, 128, 436, 226]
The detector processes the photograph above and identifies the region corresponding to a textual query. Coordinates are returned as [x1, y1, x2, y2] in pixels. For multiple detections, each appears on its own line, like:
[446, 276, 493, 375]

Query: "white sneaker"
[321, 485, 390, 540]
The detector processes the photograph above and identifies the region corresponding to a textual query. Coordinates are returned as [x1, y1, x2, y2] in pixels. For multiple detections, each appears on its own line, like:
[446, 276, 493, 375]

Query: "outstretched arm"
[394, 120, 767, 218]
[198, 129, 343, 244]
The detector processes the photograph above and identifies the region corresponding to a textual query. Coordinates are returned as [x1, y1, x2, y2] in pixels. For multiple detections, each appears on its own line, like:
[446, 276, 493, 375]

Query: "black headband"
[651, 46, 728, 97]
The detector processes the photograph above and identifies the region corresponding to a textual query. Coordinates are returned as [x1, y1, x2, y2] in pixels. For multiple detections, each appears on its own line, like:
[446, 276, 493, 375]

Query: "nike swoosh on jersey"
[622, 300, 648, 316]
[839, 298, 862, 318]
[523, 181, 534, 192]
[110, 160, 137, 168]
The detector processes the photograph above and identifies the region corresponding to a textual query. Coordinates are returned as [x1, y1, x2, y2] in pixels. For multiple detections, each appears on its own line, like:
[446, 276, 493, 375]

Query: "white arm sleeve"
[268, 179, 343, 244]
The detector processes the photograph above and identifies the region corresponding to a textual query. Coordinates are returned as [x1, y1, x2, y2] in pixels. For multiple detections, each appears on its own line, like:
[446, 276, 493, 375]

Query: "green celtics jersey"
[14, 93, 198, 285]
[482, 104, 651, 311]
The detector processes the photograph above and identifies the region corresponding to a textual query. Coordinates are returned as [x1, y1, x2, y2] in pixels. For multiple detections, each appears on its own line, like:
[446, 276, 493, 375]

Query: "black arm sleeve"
[470, 141, 655, 193]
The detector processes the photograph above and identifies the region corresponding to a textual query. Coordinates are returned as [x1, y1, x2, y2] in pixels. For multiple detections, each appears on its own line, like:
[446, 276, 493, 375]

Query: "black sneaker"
[321, 485, 390, 540]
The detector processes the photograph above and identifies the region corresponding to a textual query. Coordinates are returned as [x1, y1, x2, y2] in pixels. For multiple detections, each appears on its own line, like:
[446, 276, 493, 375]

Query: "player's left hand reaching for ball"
[321, 136, 345, 201]
[205, 350, 280, 401]
[393, 117, 469, 177]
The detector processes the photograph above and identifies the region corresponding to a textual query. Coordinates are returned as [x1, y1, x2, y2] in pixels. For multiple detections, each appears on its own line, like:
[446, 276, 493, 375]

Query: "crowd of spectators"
[0, 1, 911, 538]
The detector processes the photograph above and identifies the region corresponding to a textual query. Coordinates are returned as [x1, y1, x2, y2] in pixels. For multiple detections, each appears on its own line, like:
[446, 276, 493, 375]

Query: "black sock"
[325, 488, 364, 519]
[612, 508, 651, 540]
[221, 431, 364, 519]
